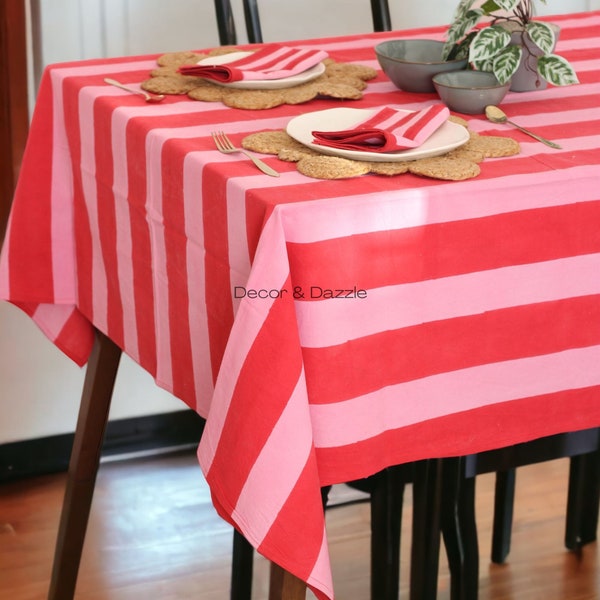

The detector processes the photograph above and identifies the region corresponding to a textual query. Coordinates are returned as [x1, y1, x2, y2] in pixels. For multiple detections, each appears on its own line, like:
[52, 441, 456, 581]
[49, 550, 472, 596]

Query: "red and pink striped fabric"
[179, 44, 329, 82]
[312, 104, 450, 151]
[2, 14, 600, 599]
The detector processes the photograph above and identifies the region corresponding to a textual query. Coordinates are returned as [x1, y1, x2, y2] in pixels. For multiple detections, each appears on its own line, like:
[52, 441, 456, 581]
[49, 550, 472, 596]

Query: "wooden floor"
[1, 451, 598, 599]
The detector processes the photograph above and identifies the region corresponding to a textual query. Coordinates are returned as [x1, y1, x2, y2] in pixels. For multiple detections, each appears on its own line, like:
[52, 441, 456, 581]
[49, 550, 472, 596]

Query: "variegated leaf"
[538, 54, 580, 86]
[469, 26, 511, 63]
[472, 57, 495, 72]
[526, 21, 556, 54]
[453, 0, 477, 20]
[492, 46, 522, 84]
[442, 9, 482, 59]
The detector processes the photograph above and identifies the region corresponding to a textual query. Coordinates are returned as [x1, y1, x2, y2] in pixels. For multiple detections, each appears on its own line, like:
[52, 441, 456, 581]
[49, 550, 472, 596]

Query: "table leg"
[48, 330, 122, 600]
[269, 563, 306, 600]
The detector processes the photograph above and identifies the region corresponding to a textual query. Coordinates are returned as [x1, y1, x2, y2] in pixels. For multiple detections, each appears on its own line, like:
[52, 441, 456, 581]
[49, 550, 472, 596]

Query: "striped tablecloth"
[2, 12, 600, 599]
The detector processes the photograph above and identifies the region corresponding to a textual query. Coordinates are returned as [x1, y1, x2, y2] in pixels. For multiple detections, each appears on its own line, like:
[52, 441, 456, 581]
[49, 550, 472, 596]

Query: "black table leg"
[48, 329, 122, 599]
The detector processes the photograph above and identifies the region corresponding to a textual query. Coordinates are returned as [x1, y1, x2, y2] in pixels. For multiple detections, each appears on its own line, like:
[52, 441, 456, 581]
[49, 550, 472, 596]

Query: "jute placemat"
[241, 116, 520, 180]
[141, 47, 378, 110]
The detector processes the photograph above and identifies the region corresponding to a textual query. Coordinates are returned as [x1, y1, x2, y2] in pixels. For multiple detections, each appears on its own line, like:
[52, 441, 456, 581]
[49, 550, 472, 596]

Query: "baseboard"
[0, 409, 205, 483]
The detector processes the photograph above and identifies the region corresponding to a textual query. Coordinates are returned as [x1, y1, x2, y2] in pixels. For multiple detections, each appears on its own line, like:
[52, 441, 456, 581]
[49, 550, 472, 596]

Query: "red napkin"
[312, 105, 451, 153]
[179, 44, 329, 83]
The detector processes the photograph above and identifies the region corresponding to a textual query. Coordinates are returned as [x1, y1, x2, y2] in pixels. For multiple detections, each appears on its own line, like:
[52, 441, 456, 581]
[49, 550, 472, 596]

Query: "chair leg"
[410, 459, 444, 600]
[439, 458, 479, 600]
[48, 330, 122, 600]
[565, 451, 600, 550]
[370, 468, 404, 600]
[370, 0, 392, 31]
[214, 0, 238, 45]
[242, 0, 263, 43]
[490, 468, 516, 564]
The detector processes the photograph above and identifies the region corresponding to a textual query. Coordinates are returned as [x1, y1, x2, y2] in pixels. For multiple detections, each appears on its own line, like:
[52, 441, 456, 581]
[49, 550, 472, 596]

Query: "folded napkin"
[312, 105, 451, 153]
[179, 44, 329, 83]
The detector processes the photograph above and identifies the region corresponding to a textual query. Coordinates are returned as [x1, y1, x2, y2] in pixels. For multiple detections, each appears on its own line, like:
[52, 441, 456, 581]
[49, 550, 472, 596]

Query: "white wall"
[2, 0, 597, 444]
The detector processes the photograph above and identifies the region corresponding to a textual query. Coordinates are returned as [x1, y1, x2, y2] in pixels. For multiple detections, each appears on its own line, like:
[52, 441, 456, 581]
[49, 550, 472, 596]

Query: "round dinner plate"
[286, 107, 470, 162]
[195, 51, 326, 89]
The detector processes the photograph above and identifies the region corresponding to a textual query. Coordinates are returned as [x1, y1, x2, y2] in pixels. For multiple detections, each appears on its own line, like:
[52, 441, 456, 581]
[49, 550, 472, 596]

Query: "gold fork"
[211, 131, 280, 177]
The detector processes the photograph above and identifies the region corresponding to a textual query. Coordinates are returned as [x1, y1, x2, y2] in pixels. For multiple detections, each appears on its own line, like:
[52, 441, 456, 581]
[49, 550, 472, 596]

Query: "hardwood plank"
[1, 452, 598, 599]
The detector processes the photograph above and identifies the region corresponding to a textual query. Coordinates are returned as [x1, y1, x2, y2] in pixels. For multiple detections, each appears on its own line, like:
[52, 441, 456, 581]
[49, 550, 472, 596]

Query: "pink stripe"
[49, 71, 77, 304]
[296, 255, 600, 348]
[280, 164, 600, 244]
[32, 304, 79, 342]
[310, 346, 600, 448]
[145, 133, 173, 393]
[306, 528, 334, 597]
[183, 155, 214, 416]
[111, 105, 139, 361]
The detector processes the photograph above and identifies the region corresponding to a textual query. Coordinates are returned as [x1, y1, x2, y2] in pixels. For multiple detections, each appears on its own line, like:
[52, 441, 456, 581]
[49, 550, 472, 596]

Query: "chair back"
[214, 0, 392, 45]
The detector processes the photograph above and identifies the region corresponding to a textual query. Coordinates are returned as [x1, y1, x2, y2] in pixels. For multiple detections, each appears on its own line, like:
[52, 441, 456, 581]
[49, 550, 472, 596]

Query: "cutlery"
[211, 131, 280, 177]
[103, 77, 165, 103]
[485, 105, 561, 149]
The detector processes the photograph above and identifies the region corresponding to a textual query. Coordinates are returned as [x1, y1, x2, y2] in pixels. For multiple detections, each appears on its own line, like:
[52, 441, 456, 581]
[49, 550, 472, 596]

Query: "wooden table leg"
[48, 330, 122, 600]
[269, 563, 306, 600]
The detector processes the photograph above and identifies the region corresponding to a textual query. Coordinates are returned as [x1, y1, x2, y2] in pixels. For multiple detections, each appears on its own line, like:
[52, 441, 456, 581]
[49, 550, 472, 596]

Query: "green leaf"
[493, 0, 521, 11]
[480, 0, 502, 13]
[492, 46, 522, 83]
[537, 54, 580, 86]
[469, 26, 511, 63]
[526, 21, 556, 54]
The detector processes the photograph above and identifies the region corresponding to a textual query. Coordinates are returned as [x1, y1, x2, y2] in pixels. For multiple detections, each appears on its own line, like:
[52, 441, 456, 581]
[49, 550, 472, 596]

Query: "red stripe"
[7, 72, 55, 302]
[124, 115, 158, 375]
[303, 296, 600, 404]
[287, 201, 600, 292]
[202, 165, 236, 381]
[161, 138, 196, 406]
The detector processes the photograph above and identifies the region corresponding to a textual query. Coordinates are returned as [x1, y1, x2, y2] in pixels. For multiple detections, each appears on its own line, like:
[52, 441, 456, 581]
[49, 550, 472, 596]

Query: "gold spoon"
[103, 77, 165, 103]
[485, 105, 561, 149]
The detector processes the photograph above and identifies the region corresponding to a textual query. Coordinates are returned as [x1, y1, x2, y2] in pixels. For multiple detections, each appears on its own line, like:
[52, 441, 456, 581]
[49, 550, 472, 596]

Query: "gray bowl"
[433, 70, 511, 114]
[375, 39, 468, 93]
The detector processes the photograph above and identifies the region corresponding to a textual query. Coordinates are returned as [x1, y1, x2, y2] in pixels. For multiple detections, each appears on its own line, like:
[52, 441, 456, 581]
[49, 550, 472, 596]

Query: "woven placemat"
[141, 48, 378, 110]
[241, 116, 521, 180]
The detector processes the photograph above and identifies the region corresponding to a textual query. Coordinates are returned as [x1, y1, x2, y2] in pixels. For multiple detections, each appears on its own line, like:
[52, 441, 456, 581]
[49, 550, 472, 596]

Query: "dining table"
[1, 10, 600, 600]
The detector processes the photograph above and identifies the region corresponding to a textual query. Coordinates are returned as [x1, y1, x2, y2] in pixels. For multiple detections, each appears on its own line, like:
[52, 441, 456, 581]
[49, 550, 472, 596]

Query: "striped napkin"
[179, 44, 329, 83]
[312, 105, 451, 153]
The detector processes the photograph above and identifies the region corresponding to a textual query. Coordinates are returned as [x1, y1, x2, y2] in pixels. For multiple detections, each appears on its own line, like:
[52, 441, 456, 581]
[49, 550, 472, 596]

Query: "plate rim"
[285, 106, 470, 162]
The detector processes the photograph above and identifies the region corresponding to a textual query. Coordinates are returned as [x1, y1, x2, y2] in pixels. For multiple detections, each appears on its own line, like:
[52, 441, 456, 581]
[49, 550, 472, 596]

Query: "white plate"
[195, 51, 326, 90]
[286, 107, 470, 162]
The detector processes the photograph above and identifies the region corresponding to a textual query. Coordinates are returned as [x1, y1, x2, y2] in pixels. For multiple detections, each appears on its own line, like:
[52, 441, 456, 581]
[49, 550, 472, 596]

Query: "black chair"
[439, 429, 600, 600]
[214, 0, 392, 45]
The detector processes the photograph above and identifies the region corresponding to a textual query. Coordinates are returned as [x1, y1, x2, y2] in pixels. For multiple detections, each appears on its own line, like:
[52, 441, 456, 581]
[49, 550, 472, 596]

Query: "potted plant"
[442, 0, 579, 91]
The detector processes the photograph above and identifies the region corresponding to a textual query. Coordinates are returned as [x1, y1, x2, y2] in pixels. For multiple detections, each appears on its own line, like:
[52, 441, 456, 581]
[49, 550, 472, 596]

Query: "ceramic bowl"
[374, 39, 468, 93]
[432, 70, 511, 114]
